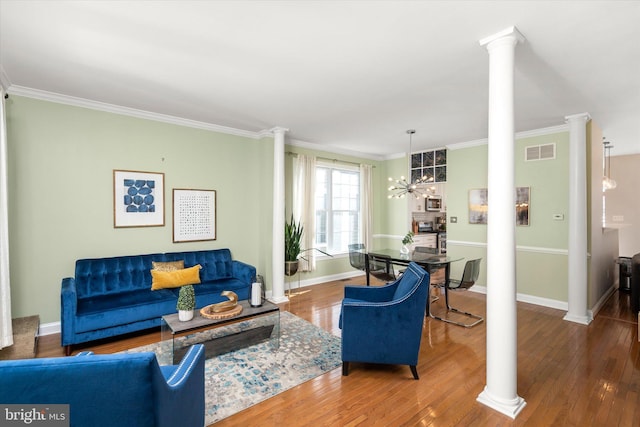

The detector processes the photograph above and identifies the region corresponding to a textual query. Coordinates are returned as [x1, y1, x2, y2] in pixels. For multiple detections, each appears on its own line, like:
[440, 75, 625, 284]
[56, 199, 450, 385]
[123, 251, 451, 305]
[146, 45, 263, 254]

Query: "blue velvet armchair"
[0, 344, 205, 427]
[340, 262, 430, 379]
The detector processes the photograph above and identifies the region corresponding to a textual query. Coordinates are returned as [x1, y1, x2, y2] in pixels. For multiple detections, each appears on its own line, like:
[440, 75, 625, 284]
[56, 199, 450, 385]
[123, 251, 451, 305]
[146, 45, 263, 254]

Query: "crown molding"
[6, 85, 264, 139]
[287, 137, 386, 162]
[516, 123, 569, 139]
[447, 123, 570, 151]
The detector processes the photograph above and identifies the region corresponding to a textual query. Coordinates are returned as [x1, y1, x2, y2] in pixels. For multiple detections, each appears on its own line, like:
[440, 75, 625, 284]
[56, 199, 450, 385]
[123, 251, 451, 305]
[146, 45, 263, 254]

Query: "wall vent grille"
[525, 143, 556, 161]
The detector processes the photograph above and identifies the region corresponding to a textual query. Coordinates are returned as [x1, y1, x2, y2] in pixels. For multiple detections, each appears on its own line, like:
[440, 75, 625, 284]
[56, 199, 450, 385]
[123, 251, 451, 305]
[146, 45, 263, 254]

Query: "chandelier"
[602, 138, 617, 191]
[388, 130, 435, 199]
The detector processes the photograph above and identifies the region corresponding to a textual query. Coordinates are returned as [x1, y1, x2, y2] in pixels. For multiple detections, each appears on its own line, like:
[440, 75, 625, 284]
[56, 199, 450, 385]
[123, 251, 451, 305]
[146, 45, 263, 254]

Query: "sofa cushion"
[76, 289, 176, 333]
[150, 265, 202, 290]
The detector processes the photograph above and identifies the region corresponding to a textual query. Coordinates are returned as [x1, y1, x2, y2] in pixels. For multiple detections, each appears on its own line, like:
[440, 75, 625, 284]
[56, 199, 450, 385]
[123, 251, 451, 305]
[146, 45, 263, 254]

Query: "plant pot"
[400, 244, 409, 255]
[285, 260, 299, 277]
[178, 309, 194, 322]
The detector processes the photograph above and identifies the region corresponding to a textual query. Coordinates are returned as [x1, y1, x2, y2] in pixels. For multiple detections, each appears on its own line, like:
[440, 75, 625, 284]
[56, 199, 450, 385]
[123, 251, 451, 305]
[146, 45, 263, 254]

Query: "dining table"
[364, 248, 463, 286]
[363, 248, 464, 318]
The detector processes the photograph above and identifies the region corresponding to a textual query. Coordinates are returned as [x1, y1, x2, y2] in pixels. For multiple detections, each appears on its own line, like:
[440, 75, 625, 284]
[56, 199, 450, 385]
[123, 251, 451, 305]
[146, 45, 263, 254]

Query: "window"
[315, 163, 360, 255]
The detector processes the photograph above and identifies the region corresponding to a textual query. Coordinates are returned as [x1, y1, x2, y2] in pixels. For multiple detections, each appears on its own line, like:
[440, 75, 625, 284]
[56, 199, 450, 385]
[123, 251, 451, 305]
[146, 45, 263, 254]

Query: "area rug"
[0, 315, 39, 361]
[123, 311, 341, 424]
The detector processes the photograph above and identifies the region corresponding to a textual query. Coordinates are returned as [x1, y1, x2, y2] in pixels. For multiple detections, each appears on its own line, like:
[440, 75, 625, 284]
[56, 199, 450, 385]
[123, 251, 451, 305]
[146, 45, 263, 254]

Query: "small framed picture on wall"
[173, 188, 217, 242]
[113, 170, 165, 228]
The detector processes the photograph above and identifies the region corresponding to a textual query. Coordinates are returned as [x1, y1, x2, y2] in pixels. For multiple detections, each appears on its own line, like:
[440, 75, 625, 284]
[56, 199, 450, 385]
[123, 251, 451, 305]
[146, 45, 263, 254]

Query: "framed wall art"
[516, 187, 530, 226]
[468, 187, 530, 226]
[468, 188, 488, 224]
[173, 188, 217, 242]
[113, 170, 165, 228]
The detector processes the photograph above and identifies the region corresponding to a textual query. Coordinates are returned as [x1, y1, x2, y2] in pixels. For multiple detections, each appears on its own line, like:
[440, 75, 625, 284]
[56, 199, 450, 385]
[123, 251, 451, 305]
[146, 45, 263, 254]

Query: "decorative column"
[564, 113, 592, 324]
[477, 26, 526, 419]
[270, 127, 289, 303]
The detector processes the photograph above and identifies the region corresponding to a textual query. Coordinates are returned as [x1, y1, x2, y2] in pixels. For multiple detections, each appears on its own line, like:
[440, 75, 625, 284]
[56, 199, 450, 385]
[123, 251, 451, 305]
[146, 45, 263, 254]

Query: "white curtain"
[292, 154, 316, 271]
[360, 164, 373, 250]
[0, 88, 13, 349]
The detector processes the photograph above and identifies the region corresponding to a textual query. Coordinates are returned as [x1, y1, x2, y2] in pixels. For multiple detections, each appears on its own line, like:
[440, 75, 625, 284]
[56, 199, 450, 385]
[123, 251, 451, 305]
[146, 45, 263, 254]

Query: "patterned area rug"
[124, 311, 341, 424]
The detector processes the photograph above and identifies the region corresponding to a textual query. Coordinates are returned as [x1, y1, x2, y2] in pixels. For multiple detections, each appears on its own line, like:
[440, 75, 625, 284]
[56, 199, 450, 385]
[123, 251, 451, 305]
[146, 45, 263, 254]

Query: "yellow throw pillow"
[152, 260, 185, 272]
[151, 264, 202, 290]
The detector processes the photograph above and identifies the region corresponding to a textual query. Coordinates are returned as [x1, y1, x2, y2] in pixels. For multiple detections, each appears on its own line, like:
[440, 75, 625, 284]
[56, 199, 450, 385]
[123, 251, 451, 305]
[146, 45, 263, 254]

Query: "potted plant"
[401, 231, 414, 254]
[285, 214, 304, 276]
[284, 214, 331, 276]
[176, 285, 196, 321]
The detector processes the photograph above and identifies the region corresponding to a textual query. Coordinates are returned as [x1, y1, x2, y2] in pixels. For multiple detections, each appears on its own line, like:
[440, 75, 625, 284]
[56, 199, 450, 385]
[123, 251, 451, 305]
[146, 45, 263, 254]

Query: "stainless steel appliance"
[426, 196, 442, 211]
[438, 232, 447, 253]
[417, 222, 433, 232]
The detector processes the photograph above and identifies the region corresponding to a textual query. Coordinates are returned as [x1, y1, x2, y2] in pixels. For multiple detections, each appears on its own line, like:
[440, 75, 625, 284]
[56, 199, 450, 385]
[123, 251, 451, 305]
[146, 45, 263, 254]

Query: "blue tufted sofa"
[0, 344, 205, 427]
[61, 249, 255, 354]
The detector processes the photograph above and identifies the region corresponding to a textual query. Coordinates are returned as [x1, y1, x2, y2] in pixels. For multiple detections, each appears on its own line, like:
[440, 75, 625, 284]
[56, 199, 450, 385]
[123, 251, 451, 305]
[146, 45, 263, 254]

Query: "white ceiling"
[1, 1, 638, 158]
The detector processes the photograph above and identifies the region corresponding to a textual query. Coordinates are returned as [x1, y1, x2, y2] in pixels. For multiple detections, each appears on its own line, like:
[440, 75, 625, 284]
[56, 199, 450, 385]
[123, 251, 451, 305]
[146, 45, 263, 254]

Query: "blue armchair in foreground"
[0, 344, 205, 427]
[339, 262, 430, 379]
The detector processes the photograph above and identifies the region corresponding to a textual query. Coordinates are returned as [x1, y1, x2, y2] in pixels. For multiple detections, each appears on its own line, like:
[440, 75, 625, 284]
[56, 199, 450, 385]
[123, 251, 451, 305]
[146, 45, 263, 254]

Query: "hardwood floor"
[37, 277, 640, 426]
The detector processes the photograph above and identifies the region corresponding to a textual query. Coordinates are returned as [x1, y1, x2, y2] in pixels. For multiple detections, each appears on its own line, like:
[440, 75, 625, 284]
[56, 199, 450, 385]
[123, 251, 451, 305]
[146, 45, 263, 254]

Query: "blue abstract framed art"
[113, 170, 165, 228]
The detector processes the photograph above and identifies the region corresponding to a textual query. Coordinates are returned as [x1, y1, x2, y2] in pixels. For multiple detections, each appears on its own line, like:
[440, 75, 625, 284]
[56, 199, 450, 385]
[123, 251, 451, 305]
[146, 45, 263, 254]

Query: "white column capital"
[269, 127, 289, 135]
[565, 113, 591, 123]
[479, 26, 525, 49]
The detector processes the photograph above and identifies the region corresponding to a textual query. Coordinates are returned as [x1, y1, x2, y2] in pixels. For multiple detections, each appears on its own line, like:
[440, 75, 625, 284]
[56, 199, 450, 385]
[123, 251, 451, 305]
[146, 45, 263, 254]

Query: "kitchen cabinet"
[413, 233, 438, 249]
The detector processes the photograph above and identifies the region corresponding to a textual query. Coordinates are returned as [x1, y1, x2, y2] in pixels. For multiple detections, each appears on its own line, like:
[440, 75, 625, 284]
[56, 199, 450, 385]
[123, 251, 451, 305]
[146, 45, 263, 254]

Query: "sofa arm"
[232, 260, 257, 284]
[154, 344, 205, 427]
[61, 277, 78, 347]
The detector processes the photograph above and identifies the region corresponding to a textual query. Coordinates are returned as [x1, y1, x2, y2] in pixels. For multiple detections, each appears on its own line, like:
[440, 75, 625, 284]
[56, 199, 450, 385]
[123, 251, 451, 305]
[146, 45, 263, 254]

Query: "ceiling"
[1, 1, 638, 159]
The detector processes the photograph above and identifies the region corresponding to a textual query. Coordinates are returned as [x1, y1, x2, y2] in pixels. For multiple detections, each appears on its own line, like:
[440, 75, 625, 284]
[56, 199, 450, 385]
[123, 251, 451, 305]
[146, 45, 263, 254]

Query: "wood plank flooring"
[36, 276, 640, 426]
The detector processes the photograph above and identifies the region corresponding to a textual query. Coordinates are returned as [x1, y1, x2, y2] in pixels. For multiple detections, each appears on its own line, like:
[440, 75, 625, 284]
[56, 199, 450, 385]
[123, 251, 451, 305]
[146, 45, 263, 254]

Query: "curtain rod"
[285, 151, 375, 168]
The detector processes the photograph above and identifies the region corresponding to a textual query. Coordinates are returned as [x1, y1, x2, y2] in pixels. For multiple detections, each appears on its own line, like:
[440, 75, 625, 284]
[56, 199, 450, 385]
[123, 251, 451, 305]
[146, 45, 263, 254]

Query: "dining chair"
[348, 244, 396, 283]
[367, 253, 397, 283]
[348, 243, 367, 271]
[430, 258, 483, 327]
[412, 246, 445, 303]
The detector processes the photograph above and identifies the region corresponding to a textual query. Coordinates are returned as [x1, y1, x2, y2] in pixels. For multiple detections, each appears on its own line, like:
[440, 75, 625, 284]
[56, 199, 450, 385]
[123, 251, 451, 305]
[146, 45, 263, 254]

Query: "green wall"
[446, 131, 570, 302]
[6, 96, 274, 323]
[5, 94, 574, 325]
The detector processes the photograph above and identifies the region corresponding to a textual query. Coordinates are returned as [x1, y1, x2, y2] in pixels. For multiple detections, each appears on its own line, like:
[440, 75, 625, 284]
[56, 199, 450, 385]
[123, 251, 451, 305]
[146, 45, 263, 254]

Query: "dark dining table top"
[367, 248, 463, 265]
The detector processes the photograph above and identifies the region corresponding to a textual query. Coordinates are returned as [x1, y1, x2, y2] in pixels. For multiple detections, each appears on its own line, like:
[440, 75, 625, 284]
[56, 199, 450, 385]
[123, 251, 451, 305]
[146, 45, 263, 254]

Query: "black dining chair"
[348, 243, 367, 271]
[348, 244, 396, 283]
[367, 253, 397, 283]
[430, 258, 483, 327]
[413, 246, 445, 301]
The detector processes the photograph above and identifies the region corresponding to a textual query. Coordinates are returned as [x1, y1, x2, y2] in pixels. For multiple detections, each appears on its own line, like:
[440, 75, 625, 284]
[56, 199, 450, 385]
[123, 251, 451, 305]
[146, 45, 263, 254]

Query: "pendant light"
[602, 138, 617, 191]
[388, 130, 434, 199]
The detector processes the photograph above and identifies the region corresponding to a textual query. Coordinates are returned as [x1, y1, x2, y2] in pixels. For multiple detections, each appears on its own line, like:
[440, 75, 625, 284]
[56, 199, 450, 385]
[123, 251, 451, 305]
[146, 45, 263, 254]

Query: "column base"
[563, 313, 592, 325]
[477, 387, 526, 419]
[268, 295, 289, 304]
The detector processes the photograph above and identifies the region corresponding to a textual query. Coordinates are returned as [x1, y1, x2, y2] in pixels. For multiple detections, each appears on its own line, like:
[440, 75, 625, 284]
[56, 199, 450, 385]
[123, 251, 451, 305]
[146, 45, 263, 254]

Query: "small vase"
[400, 244, 409, 255]
[178, 309, 194, 322]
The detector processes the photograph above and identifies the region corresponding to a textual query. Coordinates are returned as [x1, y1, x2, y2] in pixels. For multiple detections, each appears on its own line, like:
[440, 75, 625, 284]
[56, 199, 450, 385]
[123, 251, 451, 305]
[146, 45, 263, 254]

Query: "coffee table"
[159, 300, 280, 364]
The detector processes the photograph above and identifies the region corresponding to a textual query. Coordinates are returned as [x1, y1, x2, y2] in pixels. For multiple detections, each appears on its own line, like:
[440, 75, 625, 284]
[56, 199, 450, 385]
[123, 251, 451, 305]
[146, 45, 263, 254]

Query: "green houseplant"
[401, 231, 414, 254]
[284, 214, 331, 276]
[176, 285, 196, 321]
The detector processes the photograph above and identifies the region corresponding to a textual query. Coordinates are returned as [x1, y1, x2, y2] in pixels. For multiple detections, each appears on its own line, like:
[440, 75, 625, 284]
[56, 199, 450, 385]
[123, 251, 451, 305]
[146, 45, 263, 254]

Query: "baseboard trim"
[470, 286, 568, 311]
[38, 277, 613, 337]
[38, 321, 61, 337]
